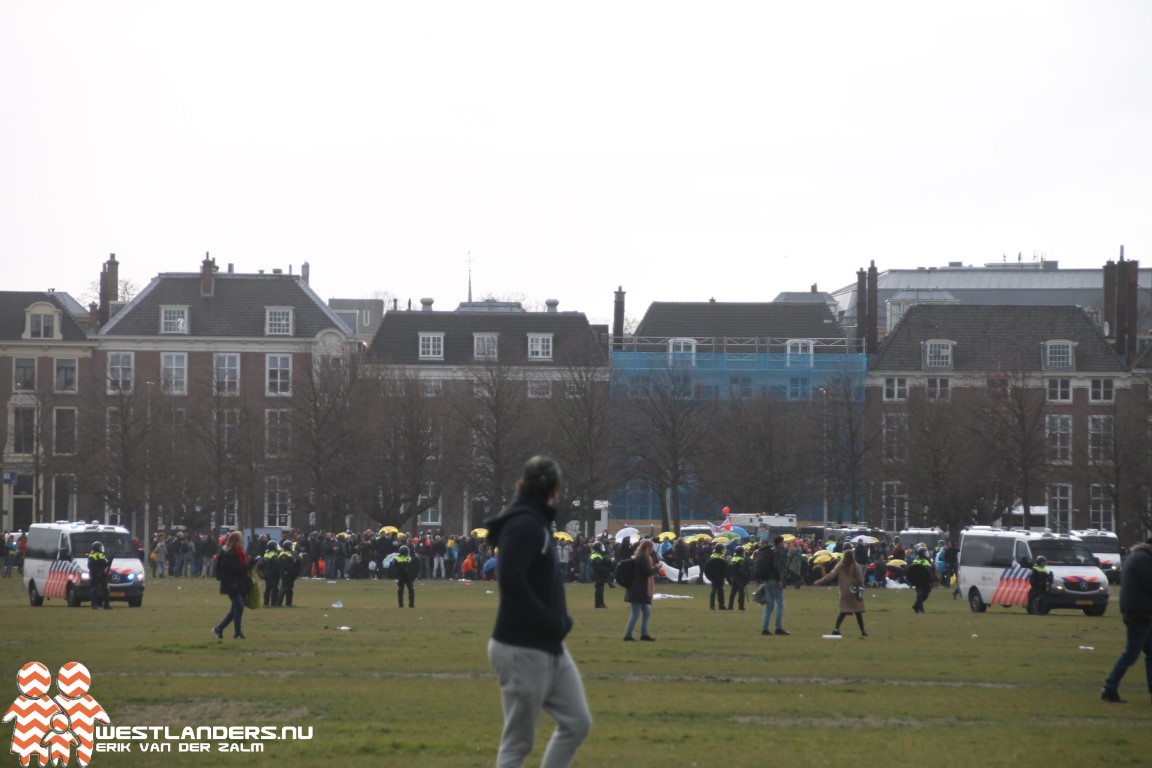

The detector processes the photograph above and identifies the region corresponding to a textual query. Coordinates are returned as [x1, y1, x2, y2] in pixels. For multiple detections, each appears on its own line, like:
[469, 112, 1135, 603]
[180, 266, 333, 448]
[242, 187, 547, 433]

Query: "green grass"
[0, 574, 1144, 767]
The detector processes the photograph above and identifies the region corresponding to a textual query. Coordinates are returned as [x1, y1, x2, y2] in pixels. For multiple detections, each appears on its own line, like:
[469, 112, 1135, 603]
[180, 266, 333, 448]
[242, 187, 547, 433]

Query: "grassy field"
[0, 573, 1145, 768]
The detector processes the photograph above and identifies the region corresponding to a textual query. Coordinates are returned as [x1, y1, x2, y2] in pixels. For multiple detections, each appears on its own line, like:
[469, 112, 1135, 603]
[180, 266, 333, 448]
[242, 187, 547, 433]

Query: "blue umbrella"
[728, 525, 751, 538]
[483, 557, 498, 575]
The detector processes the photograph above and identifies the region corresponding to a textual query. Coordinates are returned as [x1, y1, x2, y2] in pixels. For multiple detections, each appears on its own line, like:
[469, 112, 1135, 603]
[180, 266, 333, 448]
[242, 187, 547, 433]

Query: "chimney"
[1118, 248, 1139, 362]
[855, 267, 867, 351]
[98, 253, 119, 327]
[811, 284, 818, 293]
[545, 299, 559, 313]
[201, 253, 216, 297]
[420, 298, 434, 311]
[1103, 258, 1117, 339]
[227, 263, 234, 274]
[88, 301, 99, 331]
[866, 261, 879, 354]
[301, 261, 310, 285]
[612, 286, 626, 351]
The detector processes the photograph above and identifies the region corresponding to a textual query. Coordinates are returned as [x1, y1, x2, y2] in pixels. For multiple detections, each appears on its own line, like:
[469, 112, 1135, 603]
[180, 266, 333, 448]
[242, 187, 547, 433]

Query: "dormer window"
[419, 332, 444, 361]
[474, 333, 498, 361]
[161, 306, 189, 334]
[528, 333, 553, 361]
[923, 340, 954, 370]
[786, 339, 814, 367]
[1042, 340, 1076, 370]
[265, 307, 294, 336]
[25, 303, 61, 340]
[668, 338, 696, 367]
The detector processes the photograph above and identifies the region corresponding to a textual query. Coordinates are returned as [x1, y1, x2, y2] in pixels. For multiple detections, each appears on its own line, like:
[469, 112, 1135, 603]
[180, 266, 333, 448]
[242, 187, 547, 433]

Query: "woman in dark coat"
[816, 547, 868, 637]
[213, 531, 253, 640]
[624, 539, 658, 641]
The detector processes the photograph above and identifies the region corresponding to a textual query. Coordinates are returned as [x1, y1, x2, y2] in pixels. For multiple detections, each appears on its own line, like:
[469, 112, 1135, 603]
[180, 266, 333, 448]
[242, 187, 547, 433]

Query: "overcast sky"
[2, 1, 1150, 325]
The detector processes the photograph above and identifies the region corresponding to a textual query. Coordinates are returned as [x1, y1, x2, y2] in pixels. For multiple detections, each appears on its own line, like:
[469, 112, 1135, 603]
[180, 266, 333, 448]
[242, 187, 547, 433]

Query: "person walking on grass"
[1101, 536, 1152, 704]
[704, 543, 728, 610]
[624, 539, 659, 641]
[816, 547, 868, 637]
[485, 456, 591, 767]
[212, 530, 253, 641]
[760, 535, 791, 636]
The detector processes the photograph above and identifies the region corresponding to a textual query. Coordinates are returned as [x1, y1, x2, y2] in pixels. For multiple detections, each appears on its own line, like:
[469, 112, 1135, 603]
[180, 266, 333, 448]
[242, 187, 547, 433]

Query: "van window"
[1031, 540, 1096, 566]
[959, 535, 1015, 568]
[25, 529, 56, 560]
[1015, 540, 1031, 565]
[68, 532, 136, 558]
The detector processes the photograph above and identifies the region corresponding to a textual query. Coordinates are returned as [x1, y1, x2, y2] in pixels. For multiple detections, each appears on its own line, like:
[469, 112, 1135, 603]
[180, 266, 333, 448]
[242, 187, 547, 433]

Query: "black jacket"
[485, 493, 572, 654]
[216, 549, 252, 596]
[1120, 543, 1152, 619]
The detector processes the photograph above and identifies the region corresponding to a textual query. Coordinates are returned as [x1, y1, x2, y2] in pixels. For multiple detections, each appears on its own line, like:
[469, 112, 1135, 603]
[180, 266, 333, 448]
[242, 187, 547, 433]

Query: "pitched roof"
[634, 301, 845, 340]
[100, 272, 352, 338]
[0, 292, 90, 342]
[367, 309, 608, 366]
[871, 304, 1128, 373]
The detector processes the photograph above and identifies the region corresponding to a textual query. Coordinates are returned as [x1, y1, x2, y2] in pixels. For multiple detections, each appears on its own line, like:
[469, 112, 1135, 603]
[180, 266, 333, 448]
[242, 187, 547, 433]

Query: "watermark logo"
[2, 661, 107, 768]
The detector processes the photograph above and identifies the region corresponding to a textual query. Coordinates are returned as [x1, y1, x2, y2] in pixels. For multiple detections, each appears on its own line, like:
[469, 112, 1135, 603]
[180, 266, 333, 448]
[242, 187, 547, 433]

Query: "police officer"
[590, 541, 612, 608]
[277, 541, 300, 607]
[394, 545, 418, 608]
[907, 547, 935, 614]
[1028, 555, 1052, 614]
[258, 540, 281, 607]
[704, 543, 728, 610]
[726, 546, 749, 611]
[88, 541, 111, 610]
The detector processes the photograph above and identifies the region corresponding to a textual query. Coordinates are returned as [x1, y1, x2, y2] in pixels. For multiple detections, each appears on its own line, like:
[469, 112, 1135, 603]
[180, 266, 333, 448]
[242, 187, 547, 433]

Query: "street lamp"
[819, 387, 829, 523]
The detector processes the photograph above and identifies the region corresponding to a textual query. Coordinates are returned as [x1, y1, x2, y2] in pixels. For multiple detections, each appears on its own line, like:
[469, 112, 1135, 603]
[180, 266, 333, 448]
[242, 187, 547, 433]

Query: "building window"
[566, 380, 583, 399]
[266, 308, 293, 336]
[528, 333, 553, 361]
[266, 409, 291, 457]
[422, 378, 443, 397]
[883, 377, 908, 402]
[216, 409, 240, 456]
[1090, 378, 1114, 403]
[107, 352, 133, 394]
[926, 377, 950, 400]
[266, 354, 292, 396]
[214, 353, 240, 396]
[528, 380, 552, 399]
[1089, 485, 1115, 531]
[667, 338, 696, 367]
[13, 407, 35, 454]
[924, 340, 954, 370]
[1046, 414, 1072, 463]
[221, 488, 238, 529]
[1047, 378, 1071, 403]
[729, 376, 752, 399]
[786, 339, 814, 368]
[30, 312, 56, 339]
[1089, 414, 1114, 463]
[53, 475, 74, 520]
[160, 353, 187, 395]
[53, 408, 77, 455]
[160, 306, 189, 334]
[361, 309, 371, 326]
[474, 333, 498, 360]
[985, 375, 1008, 400]
[265, 476, 291, 527]
[883, 413, 908, 461]
[1043, 341, 1075, 370]
[1048, 484, 1072, 533]
[419, 333, 444, 360]
[881, 481, 908, 531]
[788, 377, 811, 401]
[106, 407, 122, 449]
[53, 359, 77, 393]
[416, 483, 442, 526]
[14, 358, 35, 391]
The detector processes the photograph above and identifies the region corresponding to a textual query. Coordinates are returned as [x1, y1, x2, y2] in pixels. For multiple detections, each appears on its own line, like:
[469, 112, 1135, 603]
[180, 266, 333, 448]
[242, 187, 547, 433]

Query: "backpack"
[614, 557, 636, 588]
[753, 548, 774, 580]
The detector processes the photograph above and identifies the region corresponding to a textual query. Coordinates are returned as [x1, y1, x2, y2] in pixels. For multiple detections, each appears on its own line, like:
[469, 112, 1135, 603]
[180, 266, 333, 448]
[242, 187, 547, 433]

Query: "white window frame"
[528, 379, 552, 399]
[1047, 484, 1073, 533]
[265, 408, 291, 458]
[1089, 485, 1115, 531]
[1090, 378, 1114, 403]
[1089, 414, 1114, 463]
[417, 482, 441, 526]
[14, 357, 36, 392]
[730, 376, 752, 399]
[667, 337, 697, 367]
[1043, 340, 1075, 370]
[924, 340, 953, 370]
[29, 310, 57, 340]
[786, 339, 814, 368]
[12, 407, 34, 454]
[883, 413, 908, 462]
[881, 480, 908, 531]
[53, 407, 77, 456]
[883, 377, 908, 402]
[528, 333, 553, 361]
[566, 380, 583, 399]
[54, 358, 77, 393]
[107, 352, 134, 394]
[926, 377, 950, 401]
[788, 376, 811, 401]
[1046, 414, 1072, 464]
[419, 332, 444, 361]
[161, 352, 187, 395]
[214, 353, 240, 396]
[264, 475, 291, 528]
[266, 354, 292, 396]
[1047, 378, 1071, 403]
[265, 307, 294, 336]
[474, 333, 498, 361]
[422, 378, 443, 397]
[160, 306, 190, 335]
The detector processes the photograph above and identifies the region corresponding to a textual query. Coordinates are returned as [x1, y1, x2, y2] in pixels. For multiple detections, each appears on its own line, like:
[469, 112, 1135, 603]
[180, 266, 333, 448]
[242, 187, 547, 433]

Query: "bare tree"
[457, 360, 534, 517]
[821, 371, 878, 524]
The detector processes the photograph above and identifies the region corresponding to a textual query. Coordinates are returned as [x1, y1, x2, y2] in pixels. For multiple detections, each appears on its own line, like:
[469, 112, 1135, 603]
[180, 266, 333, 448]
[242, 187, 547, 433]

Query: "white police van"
[22, 522, 145, 607]
[1069, 529, 1122, 584]
[958, 527, 1108, 616]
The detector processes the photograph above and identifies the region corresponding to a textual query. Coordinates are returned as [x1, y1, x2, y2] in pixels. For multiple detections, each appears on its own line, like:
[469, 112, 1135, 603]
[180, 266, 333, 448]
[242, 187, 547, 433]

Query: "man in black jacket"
[1101, 538, 1152, 703]
[485, 456, 591, 767]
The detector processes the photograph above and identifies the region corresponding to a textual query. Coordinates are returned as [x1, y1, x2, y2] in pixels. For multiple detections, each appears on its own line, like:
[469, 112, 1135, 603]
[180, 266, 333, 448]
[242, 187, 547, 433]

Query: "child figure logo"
[2, 662, 108, 768]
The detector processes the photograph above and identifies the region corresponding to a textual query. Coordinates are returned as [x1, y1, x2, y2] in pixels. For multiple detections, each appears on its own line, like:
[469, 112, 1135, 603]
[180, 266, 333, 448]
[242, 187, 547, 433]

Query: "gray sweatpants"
[487, 639, 592, 768]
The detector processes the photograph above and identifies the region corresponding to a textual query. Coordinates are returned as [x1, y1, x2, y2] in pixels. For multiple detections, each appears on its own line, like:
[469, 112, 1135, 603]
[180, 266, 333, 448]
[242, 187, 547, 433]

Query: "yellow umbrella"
[887, 558, 907, 567]
[553, 531, 574, 543]
[657, 531, 678, 542]
[812, 554, 832, 564]
[813, 550, 832, 558]
[471, 528, 489, 538]
[379, 526, 399, 535]
[781, 534, 796, 541]
[684, 534, 712, 544]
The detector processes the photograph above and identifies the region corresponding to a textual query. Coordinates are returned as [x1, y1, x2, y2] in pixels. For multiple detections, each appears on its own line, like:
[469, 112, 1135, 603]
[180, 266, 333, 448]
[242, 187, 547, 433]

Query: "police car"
[22, 522, 146, 607]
